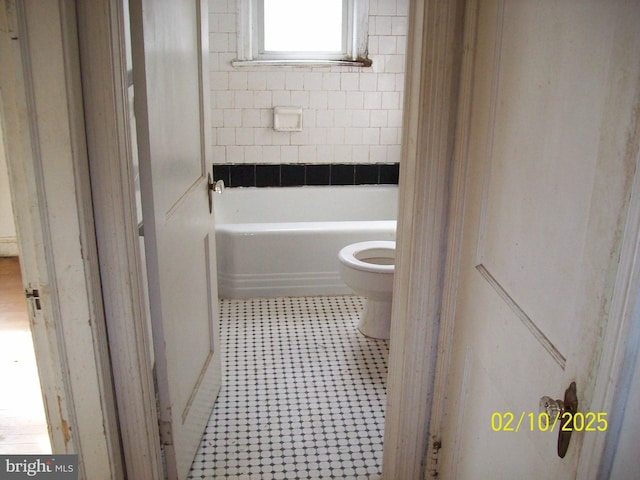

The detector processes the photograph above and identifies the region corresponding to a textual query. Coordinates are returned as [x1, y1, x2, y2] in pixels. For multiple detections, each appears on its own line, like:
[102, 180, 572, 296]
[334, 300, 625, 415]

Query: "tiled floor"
[188, 295, 388, 480]
[0, 257, 50, 454]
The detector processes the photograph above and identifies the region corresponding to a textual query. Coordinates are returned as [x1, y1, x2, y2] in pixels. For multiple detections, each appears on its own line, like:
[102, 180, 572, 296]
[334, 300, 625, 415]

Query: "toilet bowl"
[338, 241, 395, 339]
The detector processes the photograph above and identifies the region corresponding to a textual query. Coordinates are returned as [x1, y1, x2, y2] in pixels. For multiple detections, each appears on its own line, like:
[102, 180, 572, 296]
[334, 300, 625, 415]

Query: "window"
[235, 0, 370, 66]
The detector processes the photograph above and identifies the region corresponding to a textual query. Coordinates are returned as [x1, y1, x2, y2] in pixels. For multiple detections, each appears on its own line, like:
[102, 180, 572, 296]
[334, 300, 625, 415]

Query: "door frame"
[0, 0, 123, 476]
[76, 0, 470, 476]
[423, 0, 640, 478]
[381, 1, 466, 478]
[74, 1, 164, 478]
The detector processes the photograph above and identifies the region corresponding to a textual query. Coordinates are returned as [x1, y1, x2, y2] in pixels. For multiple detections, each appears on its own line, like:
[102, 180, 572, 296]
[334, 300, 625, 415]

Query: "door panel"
[130, 0, 221, 478]
[476, 0, 616, 361]
[440, 1, 640, 478]
[144, 1, 204, 214]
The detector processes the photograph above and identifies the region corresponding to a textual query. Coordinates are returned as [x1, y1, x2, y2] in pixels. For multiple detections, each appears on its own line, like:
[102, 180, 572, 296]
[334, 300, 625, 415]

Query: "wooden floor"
[0, 256, 50, 454]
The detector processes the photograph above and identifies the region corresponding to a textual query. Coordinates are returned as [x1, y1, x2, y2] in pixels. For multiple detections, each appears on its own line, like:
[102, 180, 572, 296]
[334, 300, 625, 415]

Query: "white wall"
[0, 125, 18, 256]
[209, 0, 408, 165]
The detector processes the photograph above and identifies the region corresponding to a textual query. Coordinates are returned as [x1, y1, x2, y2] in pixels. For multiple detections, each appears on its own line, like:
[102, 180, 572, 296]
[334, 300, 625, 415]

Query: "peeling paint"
[57, 395, 71, 445]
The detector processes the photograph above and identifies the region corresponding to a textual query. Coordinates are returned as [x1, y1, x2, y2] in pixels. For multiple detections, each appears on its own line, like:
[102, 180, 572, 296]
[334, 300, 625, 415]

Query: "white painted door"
[439, 1, 640, 478]
[129, 1, 221, 478]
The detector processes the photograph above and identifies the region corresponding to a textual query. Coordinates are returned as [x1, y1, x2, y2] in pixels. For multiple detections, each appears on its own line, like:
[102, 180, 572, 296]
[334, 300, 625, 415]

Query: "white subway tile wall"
[208, 0, 408, 165]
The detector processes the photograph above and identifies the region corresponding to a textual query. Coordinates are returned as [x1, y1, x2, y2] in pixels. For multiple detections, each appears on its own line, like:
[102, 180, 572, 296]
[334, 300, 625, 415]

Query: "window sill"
[231, 58, 372, 68]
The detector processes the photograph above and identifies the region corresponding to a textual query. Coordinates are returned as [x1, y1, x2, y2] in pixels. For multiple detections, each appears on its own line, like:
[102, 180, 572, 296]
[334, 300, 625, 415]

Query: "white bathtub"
[214, 185, 398, 298]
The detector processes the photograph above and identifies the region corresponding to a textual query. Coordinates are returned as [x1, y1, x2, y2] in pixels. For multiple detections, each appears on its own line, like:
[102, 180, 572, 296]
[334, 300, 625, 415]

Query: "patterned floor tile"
[188, 296, 388, 479]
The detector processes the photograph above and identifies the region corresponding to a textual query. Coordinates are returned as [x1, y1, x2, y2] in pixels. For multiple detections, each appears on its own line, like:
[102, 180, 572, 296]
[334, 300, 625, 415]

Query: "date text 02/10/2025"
[490, 411, 607, 433]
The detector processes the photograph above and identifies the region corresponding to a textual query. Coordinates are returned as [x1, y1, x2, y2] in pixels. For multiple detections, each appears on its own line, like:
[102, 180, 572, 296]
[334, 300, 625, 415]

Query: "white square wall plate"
[273, 106, 303, 131]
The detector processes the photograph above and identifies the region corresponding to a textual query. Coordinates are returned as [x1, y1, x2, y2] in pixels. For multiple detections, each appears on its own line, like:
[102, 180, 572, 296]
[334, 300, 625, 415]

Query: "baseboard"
[0, 236, 19, 257]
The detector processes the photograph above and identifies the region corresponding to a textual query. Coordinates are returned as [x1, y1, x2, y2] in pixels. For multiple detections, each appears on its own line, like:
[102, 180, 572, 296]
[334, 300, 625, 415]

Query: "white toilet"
[338, 241, 395, 339]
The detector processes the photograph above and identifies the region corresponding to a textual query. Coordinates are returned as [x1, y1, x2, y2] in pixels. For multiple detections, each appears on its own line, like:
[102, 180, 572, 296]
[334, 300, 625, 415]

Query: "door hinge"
[25, 288, 42, 311]
[427, 437, 442, 478]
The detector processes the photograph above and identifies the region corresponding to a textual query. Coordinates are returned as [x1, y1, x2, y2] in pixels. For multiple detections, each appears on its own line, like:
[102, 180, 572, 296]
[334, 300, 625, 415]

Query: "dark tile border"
[213, 163, 400, 188]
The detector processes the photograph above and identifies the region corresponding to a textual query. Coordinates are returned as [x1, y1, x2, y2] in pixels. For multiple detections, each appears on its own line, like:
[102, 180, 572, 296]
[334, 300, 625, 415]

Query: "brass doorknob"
[539, 381, 578, 458]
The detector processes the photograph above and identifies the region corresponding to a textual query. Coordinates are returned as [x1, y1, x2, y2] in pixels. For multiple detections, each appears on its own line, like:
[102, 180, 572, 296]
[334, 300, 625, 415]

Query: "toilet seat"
[338, 241, 395, 273]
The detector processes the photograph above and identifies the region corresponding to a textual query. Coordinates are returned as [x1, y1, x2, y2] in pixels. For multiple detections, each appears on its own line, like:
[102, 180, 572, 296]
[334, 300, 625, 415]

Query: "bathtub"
[214, 185, 398, 298]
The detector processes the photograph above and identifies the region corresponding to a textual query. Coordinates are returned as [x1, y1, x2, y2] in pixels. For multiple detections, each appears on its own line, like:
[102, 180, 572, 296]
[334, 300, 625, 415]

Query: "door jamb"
[0, 1, 123, 476]
[74, 1, 164, 478]
[424, 0, 479, 475]
[382, 1, 466, 478]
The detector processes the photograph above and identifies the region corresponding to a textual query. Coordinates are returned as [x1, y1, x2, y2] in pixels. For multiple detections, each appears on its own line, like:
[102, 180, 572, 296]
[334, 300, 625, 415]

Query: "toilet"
[338, 241, 395, 339]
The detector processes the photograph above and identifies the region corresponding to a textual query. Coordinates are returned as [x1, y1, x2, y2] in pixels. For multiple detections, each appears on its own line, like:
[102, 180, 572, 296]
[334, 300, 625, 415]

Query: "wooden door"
[439, 1, 640, 478]
[129, 1, 221, 478]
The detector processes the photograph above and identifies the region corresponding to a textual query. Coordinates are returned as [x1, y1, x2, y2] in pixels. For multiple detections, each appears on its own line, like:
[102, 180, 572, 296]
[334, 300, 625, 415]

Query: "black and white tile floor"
[188, 295, 388, 480]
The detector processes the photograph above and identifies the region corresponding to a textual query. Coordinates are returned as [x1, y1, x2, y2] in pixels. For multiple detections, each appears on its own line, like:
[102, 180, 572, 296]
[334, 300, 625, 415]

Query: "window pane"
[263, 0, 343, 52]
